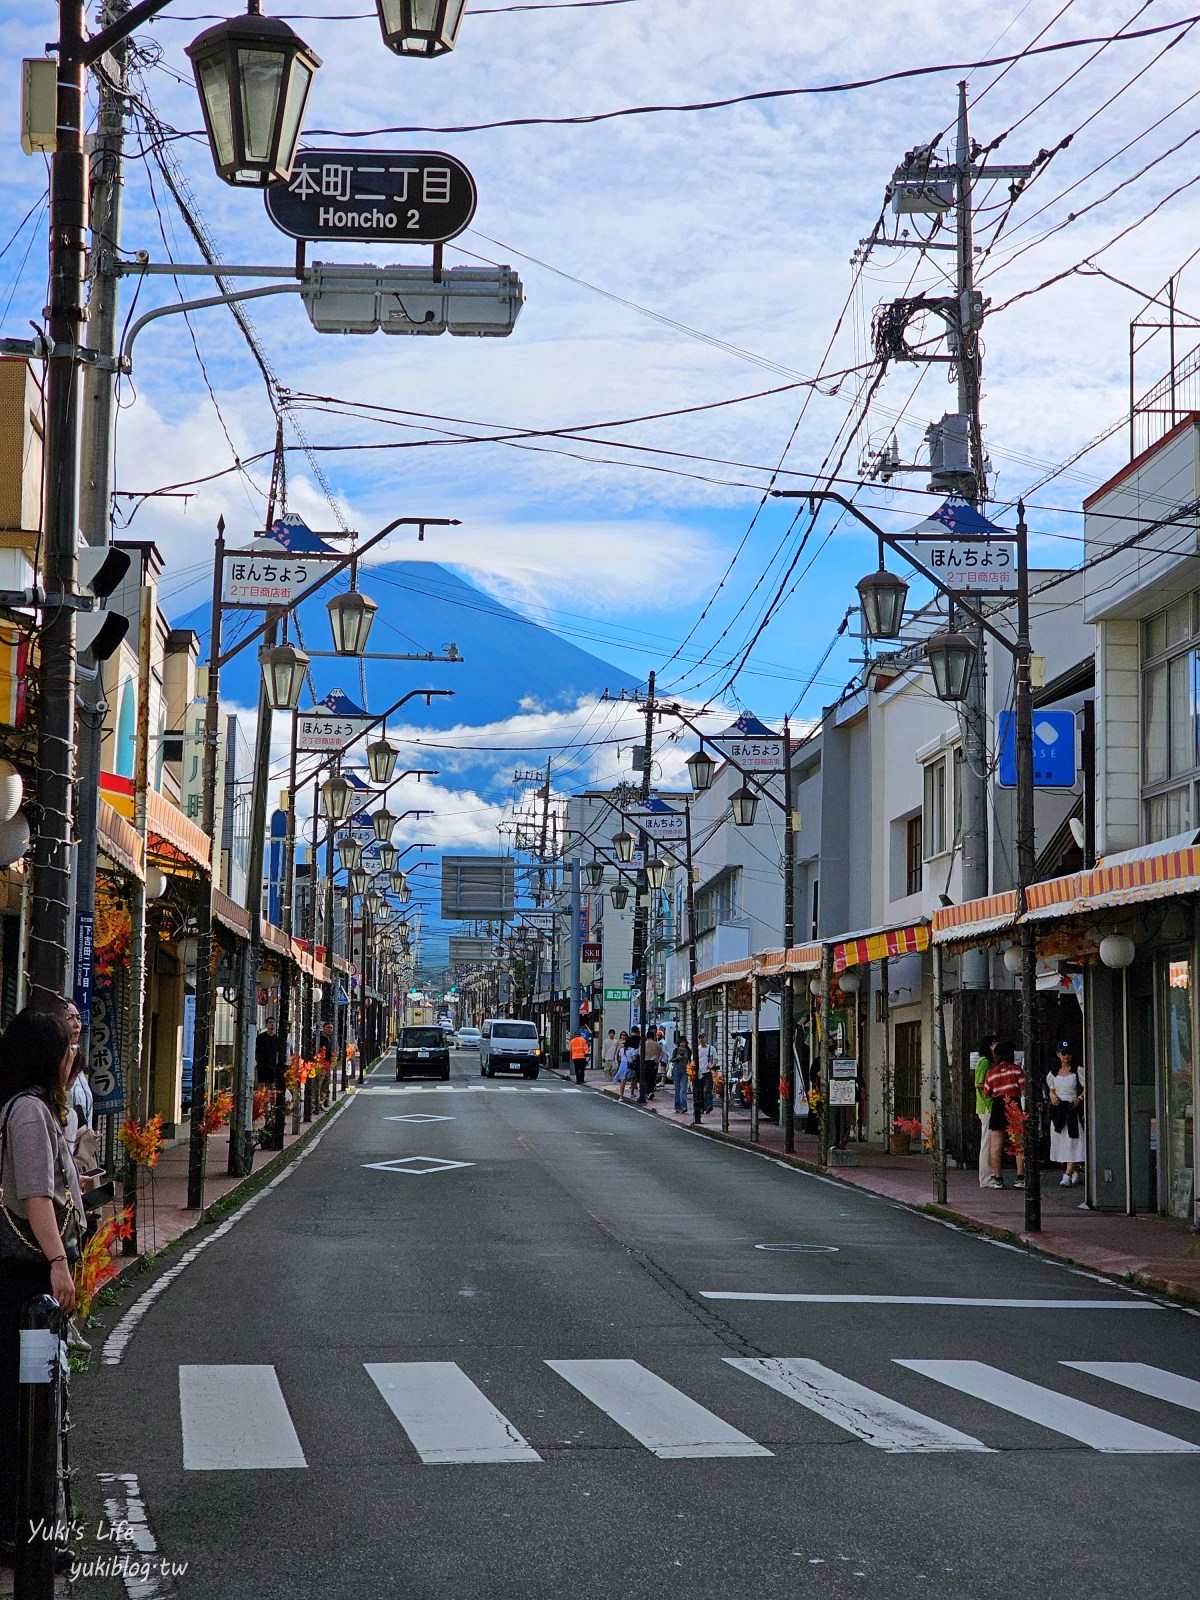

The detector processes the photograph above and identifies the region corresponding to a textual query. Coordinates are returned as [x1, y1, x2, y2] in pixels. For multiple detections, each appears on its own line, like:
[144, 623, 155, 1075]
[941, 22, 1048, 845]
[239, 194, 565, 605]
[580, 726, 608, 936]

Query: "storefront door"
[1158, 947, 1195, 1221]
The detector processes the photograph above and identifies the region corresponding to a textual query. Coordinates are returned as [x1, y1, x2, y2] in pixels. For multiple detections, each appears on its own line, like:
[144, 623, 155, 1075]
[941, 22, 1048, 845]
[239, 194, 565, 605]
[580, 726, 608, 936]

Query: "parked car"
[396, 1025, 451, 1081]
[479, 1018, 544, 1079]
[454, 1026, 482, 1051]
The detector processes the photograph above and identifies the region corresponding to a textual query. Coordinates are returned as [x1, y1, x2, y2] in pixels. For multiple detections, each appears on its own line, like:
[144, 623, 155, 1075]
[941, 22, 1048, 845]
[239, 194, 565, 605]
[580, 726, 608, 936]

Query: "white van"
[479, 1018, 543, 1079]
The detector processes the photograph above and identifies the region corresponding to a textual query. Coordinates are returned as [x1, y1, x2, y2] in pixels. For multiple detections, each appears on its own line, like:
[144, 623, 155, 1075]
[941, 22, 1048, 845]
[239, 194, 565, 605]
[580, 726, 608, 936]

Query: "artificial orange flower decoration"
[199, 1090, 234, 1136]
[74, 1206, 134, 1321]
[117, 1114, 164, 1168]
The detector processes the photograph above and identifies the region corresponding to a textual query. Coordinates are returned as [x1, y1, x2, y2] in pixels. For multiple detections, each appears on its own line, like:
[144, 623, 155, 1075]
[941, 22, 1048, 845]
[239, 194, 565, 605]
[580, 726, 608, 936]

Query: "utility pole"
[872, 83, 1037, 988]
[780, 716, 796, 1152]
[634, 671, 655, 1098]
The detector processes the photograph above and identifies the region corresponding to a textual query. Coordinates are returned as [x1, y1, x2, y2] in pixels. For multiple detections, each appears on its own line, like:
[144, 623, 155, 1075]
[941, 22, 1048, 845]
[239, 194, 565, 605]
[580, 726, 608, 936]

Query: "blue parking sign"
[998, 709, 1077, 788]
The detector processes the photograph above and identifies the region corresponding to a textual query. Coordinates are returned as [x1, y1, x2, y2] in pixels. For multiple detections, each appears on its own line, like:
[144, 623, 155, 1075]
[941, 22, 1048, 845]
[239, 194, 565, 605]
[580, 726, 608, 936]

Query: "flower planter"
[891, 1131, 912, 1156]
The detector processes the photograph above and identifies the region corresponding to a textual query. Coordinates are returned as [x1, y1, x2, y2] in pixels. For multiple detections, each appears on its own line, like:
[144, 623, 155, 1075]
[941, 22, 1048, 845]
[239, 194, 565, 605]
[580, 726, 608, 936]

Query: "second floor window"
[1142, 594, 1199, 839]
[906, 815, 923, 895]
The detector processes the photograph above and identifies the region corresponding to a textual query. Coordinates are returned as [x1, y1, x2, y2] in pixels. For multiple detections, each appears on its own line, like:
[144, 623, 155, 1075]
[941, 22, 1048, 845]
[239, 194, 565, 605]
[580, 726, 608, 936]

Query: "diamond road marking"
[362, 1156, 475, 1175]
[384, 1113, 456, 1124]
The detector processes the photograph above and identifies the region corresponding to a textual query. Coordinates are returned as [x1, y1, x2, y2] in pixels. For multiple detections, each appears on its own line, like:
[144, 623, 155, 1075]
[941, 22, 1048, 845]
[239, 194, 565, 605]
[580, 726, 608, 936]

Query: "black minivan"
[396, 1025, 451, 1081]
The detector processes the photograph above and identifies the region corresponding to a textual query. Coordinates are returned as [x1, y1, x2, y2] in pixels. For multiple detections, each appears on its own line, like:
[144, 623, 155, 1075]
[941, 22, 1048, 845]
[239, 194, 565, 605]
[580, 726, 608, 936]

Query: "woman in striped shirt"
[982, 1041, 1026, 1190]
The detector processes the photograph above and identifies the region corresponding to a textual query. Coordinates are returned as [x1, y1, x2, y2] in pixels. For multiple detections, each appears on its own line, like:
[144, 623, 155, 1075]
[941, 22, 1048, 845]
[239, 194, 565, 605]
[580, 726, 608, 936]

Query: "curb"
[569, 1069, 1200, 1312]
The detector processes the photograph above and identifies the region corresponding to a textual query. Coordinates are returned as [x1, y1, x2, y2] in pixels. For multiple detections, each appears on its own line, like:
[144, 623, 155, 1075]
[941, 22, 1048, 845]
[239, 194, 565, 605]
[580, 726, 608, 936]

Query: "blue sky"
[4, 1, 1200, 961]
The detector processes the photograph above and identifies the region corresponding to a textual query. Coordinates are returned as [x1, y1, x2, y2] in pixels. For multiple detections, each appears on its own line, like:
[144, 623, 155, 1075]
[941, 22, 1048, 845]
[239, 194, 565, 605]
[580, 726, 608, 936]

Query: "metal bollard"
[14, 1295, 67, 1600]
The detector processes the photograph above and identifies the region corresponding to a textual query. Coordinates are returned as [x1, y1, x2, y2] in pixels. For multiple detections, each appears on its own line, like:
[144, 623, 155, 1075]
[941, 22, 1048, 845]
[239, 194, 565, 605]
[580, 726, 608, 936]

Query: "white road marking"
[700, 1294, 1162, 1309]
[547, 1358, 772, 1459]
[97, 1471, 181, 1598]
[179, 1365, 307, 1470]
[384, 1113, 455, 1123]
[102, 1093, 355, 1365]
[1064, 1361, 1200, 1413]
[897, 1360, 1200, 1452]
[726, 1358, 989, 1452]
[361, 1156, 474, 1175]
[365, 1362, 541, 1464]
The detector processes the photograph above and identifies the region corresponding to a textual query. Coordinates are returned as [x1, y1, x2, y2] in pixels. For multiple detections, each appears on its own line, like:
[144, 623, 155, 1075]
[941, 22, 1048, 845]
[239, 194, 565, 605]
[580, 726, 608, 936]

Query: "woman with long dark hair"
[0, 1008, 83, 1554]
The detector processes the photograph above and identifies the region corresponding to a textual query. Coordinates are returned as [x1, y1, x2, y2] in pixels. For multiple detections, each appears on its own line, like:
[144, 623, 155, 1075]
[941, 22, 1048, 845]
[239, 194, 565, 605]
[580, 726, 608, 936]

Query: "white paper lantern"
[838, 968, 861, 994]
[1099, 933, 1136, 970]
[176, 935, 199, 969]
[0, 811, 29, 867]
[146, 866, 168, 899]
[0, 761, 23, 825]
[1002, 944, 1023, 975]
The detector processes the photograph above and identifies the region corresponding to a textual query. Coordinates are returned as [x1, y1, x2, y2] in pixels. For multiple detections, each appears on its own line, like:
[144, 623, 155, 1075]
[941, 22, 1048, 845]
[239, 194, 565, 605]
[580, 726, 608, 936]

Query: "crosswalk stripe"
[898, 1360, 1200, 1453]
[547, 1359, 772, 1459]
[726, 1358, 990, 1453]
[1064, 1361, 1200, 1414]
[365, 1362, 542, 1465]
[179, 1366, 307, 1471]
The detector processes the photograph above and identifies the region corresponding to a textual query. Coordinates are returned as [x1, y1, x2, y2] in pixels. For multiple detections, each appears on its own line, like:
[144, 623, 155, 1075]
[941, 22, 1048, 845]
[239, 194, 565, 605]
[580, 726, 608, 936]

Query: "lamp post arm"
[772, 488, 1019, 656]
[121, 284, 303, 373]
[81, 0, 175, 64]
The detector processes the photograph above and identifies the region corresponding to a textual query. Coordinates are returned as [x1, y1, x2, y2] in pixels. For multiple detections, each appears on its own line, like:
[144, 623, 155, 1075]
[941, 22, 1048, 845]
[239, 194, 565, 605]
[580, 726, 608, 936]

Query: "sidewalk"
[571, 1067, 1200, 1306]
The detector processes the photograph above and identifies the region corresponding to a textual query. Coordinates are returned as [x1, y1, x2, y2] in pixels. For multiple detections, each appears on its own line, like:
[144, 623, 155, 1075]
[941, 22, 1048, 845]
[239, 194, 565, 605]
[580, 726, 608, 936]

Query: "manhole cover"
[753, 1243, 840, 1253]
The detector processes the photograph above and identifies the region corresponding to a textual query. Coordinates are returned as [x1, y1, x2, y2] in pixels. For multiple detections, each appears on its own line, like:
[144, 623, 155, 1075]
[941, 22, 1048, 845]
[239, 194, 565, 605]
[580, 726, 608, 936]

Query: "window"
[906, 815, 923, 895]
[1141, 593, 1200, 838]
[893, 1021, 922, 1123]
[923, 758, 948, 857]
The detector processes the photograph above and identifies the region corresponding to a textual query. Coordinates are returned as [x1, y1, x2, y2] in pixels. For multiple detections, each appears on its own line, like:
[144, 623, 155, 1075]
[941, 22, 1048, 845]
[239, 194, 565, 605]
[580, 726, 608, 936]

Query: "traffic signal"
[76, 545, 131, 661]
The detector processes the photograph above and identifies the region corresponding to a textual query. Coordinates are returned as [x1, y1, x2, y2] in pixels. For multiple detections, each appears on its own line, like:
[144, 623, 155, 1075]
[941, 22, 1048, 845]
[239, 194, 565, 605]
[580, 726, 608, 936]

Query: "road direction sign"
[604, 987, 632, 1002]
[265, 149, 477, 244]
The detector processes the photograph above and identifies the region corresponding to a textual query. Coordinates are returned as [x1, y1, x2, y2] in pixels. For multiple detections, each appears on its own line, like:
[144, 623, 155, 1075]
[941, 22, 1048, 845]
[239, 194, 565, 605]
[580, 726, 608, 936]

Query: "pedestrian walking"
[640, 1029, 663, 1104]
[670, 1035, 691, 1113]
[614, 1035, 638, 1101]
[0, 1009, 85, 1559]
[1047, 1042, 1085, 1186]
[696, 1033, 717, 1115]
[974, 1033, 999, 1189]
[569, 1027, 590, 1085]
[255, 1016, 283, 1087]
[601, 1029, 618, 1079]
[983, 1040, 1026, 1189]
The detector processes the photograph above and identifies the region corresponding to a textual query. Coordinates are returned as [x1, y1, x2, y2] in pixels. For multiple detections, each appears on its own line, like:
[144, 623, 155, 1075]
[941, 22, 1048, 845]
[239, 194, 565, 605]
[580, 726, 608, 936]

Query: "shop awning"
[1025, 845, 1200, 920]
[756, 944, 822, 976]
[692, 956, 755, 994]
[832, 920, 929, 971]
[98, 800, 144, 881]
[212, 888, 251, 940]
[146, 787, 211, 874]
[931, 891, 1019, 946]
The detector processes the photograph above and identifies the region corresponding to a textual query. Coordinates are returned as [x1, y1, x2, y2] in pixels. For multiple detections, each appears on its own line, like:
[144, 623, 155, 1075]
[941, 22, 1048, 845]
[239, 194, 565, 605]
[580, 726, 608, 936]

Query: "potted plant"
[891, 1115, 922, 1155]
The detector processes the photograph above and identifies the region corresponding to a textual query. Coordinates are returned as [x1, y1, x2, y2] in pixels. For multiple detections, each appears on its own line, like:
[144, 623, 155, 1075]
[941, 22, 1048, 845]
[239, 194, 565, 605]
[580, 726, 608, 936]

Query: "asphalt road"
[73, 1050, 1200, 1599]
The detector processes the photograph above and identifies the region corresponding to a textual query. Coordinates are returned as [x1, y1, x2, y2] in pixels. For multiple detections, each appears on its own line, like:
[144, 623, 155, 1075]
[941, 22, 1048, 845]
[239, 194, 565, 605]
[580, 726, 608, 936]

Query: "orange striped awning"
[693, 956, 756, 994]
[756, 944, 823, 975]
[931, 891, 1020, 946]
[1025, 846, 1200, 919]
[832, 922, 929, 972]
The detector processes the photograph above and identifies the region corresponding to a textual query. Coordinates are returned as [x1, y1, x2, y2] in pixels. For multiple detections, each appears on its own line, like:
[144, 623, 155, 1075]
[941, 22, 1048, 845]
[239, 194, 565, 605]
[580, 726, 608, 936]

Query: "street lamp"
[338, 835, 363, 873]
[349, 867, 369, 897]
[585, 860, 605, 890]
[377, 841, 399, 873]
[367, 734, 399, 785]
[610, 883, 629, 910]
[396, 919, 411, 939]
[260, 641, 310, 710]
[375, 0, 466, 56]
[730, 784, 759, 828]
[686, 747, 716, 793]
[372, 806, 398, 843]
[327, 588, 379, 656]
[389, 870, 409, 897]
[186, 2, 322, 188]
[321, 774, 353, 822]
[925, 629, 977, 702]
[612, 829, 635, 863]
[856, 565, 910, 640]
[368, 889, 387, 916]
[645, 857, 668, 892]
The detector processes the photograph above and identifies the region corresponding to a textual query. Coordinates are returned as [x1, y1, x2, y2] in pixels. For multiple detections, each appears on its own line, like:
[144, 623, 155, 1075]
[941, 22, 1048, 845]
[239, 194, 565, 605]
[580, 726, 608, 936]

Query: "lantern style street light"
[376, 0, 466, 56]
[260, 641, 310, 710]
[186, 2, 322, 188]
[348, 867, 369, 897]
[368, 889, 387, 916]
[337, 835, 363, 873]
[686, 747, 716, 793]
[377, 842, 399, 873]
[856, 565, 910, 640]
[645, 857, 668, 892]
[610, 883, 630, 910]
[730, 784, 759, 828]
[612, 829, 635, 864]
[367, 734, 399, 785]
[585, 860, 605, 890]
[396, 919, 411, 939]
[389, 870, 408, 897]
[321, 774, 353, 822]
[925, 629, 977, 702]
[372, 806, 398, 843]
[327, 588, 379, 656]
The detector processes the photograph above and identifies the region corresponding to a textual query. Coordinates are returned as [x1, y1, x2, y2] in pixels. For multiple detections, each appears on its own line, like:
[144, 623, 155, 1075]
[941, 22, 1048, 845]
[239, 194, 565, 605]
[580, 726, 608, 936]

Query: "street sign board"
[831, 1056, 858, 1080]
[582, 942, 602, 964]
[604, 988, 632, 1002]
[901, 539, 1016, 592]
[828, 1079, 857, 1107]
[222, 540, 339, 608]
[997, 709, 1077, 788]
[298, 712, 373, 752]
[264, 149, 477, 244]
[629, 797, 687, 843]
[710, 714, 785, 773]
[89, 983, 123, 1113]
[519, 909, 558, 931]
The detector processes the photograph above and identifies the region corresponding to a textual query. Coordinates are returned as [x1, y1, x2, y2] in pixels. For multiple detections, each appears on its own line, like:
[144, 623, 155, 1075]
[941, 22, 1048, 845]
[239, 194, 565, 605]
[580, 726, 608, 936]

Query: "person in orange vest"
[569, 1027, 590, 1085]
